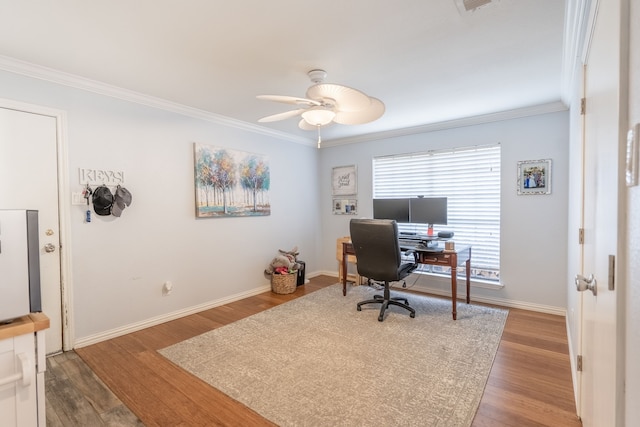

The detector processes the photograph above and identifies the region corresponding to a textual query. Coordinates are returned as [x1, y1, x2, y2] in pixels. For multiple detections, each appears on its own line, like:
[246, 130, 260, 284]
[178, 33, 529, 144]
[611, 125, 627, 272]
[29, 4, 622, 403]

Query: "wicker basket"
[271, 273, 297, 294]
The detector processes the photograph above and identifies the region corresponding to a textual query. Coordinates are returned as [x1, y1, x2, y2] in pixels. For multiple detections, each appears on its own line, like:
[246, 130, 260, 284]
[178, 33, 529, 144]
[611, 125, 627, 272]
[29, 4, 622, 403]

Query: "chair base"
[357, 281, 415, 322]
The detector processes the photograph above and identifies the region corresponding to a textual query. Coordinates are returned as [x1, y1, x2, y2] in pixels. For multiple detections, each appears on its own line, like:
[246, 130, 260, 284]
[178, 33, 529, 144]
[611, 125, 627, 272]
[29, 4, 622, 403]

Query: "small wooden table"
[341, 242, 471, 320]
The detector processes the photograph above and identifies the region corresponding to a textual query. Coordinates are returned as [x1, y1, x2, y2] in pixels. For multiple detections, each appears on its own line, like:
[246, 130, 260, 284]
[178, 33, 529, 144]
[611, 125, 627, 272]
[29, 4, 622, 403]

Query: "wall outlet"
[162, 281, 173, 296]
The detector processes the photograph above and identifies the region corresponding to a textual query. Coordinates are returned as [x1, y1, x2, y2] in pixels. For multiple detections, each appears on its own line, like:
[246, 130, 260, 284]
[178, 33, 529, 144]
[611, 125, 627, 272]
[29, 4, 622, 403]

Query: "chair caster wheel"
[357, 306, 362, 311]
[410, 313, 415, 318]
[378, 315, 384, 322]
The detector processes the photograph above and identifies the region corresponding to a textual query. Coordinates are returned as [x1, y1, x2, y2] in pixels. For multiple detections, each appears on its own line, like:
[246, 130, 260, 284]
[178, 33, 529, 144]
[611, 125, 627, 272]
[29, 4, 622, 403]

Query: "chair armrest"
[403, 249, 419, 271]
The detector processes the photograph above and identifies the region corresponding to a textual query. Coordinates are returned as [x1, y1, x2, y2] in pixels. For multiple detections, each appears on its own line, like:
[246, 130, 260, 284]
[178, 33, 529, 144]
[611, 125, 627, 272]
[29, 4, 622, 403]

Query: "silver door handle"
[575, 274, 597, 296]
[44, 243, 56, 253]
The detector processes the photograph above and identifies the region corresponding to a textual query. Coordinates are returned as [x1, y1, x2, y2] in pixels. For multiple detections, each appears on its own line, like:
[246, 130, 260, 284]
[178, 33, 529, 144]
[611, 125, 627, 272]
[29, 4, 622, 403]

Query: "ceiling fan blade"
[306, 83, 371, 112]
[258, 109, 306, 123]
[298, 118, 333, 131]
[257, 95, 321, 107]
[334, 97, 385, 125]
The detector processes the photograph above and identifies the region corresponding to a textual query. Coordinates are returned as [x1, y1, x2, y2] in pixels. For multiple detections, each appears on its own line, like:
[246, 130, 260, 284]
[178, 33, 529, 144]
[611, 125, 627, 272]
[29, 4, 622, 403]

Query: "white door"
[566, 64, 585, 415]
[578, 0, 624, 424]
[0, 106, 64, 355]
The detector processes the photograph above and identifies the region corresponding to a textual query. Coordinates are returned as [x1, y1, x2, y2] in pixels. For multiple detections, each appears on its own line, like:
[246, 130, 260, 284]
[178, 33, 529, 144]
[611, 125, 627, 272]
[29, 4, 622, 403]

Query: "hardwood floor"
[46, 275, 581, 426]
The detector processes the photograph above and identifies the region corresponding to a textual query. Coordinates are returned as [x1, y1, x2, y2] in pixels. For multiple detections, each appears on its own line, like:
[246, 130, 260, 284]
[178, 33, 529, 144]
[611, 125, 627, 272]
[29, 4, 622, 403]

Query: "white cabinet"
[0, 314, 48, 426]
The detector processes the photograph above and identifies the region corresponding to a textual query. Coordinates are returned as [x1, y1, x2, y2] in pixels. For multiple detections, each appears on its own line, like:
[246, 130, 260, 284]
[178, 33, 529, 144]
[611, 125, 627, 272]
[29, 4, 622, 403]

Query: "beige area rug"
[159, 284, 508, 427]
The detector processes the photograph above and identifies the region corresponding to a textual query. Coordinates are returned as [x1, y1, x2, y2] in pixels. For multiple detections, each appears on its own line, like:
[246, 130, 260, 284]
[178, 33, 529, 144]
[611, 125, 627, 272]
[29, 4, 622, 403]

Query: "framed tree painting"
[194, 143, 271, 217]
[517, 159, 552, 195]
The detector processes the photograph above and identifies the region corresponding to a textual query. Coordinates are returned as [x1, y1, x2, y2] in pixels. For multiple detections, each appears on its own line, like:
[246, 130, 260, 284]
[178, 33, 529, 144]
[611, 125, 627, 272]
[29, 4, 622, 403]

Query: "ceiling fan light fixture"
[301, 108, 336, 126]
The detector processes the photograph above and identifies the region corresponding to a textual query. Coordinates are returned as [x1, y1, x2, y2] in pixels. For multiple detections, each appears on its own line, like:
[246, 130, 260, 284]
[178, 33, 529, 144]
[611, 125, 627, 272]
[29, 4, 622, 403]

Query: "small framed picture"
[332, 165, 357, 196]
[333, 198, 358, 215]
[517, 159, 552, 195]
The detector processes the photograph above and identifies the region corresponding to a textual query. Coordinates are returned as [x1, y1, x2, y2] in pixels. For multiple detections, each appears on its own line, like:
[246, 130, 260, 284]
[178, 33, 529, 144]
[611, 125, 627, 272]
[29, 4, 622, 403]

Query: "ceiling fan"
[257, 69, 385, 147]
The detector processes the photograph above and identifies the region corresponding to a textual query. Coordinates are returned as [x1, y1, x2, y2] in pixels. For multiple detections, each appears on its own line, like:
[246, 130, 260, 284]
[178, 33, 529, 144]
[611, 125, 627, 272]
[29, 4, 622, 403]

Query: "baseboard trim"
[73, 269, 565, 348]
[566, 316, 581, 415]
[317, 269, 566, 317]
[73, 284, 271, 349]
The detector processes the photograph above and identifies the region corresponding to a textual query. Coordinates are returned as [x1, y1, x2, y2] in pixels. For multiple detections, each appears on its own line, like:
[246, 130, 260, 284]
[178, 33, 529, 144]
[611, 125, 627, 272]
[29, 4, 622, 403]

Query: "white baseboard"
[73, 269, 566, 348]
[73, 284, 271, 348]
[566, 316, 581, 416]
[316, 269, 567, 317]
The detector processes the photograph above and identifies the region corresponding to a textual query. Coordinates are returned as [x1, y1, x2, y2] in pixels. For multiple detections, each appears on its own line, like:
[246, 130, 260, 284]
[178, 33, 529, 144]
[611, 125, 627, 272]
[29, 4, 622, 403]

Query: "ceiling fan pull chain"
[317, 125, 322, 149]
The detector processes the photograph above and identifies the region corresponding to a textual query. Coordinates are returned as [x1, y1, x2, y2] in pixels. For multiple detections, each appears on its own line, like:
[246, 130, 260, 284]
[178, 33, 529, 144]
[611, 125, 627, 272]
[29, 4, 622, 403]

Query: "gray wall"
[319, 111, 570, 311]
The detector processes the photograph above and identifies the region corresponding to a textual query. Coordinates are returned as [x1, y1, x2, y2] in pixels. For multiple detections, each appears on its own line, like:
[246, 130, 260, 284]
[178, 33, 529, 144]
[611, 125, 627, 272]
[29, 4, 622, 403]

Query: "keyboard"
[400, 240, 442, 252]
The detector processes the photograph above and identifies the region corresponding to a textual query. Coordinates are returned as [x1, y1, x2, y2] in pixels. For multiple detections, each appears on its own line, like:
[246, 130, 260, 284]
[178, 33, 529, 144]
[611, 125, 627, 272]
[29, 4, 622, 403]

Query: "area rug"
[159, 284, 508, 427]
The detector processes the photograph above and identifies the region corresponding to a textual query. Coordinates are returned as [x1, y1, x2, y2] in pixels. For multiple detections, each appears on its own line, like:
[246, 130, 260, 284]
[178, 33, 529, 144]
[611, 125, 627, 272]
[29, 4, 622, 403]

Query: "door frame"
[0, 97, 74, 352]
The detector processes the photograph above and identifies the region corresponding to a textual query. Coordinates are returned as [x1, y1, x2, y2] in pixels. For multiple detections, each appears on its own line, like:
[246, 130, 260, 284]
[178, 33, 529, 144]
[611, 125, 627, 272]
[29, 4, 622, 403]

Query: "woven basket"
[271, 273, 297, 294]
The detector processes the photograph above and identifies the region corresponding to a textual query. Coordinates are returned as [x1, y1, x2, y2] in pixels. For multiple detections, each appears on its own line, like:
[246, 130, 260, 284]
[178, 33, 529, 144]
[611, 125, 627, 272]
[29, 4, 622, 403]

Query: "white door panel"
[579, 0, 623, 424]
[0, 107, 63, 355]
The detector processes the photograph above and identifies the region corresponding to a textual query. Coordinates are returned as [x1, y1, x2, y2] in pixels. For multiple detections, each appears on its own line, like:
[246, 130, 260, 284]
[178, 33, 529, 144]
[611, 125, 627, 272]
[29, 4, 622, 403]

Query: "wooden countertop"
[0, 313, 50, 341]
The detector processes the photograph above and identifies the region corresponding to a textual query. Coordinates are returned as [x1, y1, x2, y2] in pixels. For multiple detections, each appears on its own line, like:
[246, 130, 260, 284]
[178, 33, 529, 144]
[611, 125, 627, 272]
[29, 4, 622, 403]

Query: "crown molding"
[0, 55, 568, 150]
[560, 0, 594, 105]
[0, 55, 311, 146]
[321, 100, 569, 148]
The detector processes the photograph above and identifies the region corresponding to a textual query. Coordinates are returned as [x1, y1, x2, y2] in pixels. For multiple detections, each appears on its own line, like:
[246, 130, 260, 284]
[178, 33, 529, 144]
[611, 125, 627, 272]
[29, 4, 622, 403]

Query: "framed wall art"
[331, 165, 357, 196]
[517, 159, 552, 195]
[194, 143, 271, 217]
[332, 198, 358, 215]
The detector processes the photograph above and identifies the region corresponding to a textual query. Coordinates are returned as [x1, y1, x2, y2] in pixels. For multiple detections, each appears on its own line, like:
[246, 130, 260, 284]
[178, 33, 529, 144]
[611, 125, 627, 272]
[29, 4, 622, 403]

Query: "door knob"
[575, 273, 597, 296]
[44, 243, 56, 253]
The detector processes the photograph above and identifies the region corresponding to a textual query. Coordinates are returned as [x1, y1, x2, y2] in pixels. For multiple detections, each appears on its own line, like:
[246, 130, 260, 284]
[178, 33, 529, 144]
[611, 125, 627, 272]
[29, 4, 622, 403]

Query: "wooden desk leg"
[466, 258, 471, 304]
[451, 253, 458, 320]
[342, 249, 348, 296]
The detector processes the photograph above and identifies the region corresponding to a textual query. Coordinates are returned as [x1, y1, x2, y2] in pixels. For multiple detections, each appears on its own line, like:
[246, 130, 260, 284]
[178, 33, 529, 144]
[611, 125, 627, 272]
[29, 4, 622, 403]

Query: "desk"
[341, 242, 471, 320]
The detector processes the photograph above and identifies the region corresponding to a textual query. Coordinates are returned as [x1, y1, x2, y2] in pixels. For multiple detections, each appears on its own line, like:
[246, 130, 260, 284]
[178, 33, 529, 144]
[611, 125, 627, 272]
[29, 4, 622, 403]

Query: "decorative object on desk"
[517, 158, 552, 195]
[160, 284, 508, 427]
[332, 198, 358, 215]
[331, 164, 357, 196]
[193, 143, 271, 218]
[445, 241, 455, 251]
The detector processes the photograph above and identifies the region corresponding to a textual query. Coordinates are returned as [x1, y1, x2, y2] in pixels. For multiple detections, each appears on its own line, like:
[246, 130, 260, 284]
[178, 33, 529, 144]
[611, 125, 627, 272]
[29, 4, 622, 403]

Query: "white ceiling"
[0, 0, 568, 145]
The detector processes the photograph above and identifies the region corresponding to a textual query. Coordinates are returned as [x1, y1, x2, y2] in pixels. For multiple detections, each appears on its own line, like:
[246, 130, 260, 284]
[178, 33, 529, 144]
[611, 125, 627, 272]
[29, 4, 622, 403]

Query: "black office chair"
[349, 218, 418, 321]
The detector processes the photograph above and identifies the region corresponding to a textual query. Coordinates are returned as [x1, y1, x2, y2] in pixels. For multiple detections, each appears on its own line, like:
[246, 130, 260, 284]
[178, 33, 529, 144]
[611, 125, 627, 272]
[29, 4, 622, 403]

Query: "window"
[373, 144, 500, 281]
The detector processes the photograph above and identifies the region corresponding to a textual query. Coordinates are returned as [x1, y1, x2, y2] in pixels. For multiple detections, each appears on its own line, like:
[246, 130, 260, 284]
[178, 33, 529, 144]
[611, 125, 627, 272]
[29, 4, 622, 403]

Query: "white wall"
[0, 70, 321, 344]
[319, 111, 570, 310]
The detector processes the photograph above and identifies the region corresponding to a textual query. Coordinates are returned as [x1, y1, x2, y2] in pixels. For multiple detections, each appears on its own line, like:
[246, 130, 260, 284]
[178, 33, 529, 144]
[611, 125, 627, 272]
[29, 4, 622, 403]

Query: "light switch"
[71, 192, 86, 205]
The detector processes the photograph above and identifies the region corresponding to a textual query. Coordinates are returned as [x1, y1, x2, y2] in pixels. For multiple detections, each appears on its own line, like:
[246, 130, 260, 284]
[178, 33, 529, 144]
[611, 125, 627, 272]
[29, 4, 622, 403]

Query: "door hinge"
[578, 228, 584, 244]
[577, 355, 583, 372]
[580, 98, 586, 115]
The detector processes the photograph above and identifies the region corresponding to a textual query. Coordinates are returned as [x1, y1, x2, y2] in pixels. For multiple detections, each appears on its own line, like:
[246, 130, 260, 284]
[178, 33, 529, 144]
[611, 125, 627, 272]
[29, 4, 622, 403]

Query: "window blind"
[373, 144, 501, 280]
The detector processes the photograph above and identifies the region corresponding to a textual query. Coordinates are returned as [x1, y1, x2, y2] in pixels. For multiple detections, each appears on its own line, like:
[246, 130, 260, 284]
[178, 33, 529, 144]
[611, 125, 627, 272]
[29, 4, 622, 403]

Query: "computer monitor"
[372, 198, 410, 223]
[409, 197, 447, 226]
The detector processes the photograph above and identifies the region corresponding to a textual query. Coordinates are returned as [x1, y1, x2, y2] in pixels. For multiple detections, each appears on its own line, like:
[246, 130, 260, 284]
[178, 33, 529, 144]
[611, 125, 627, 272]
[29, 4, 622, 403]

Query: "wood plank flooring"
[45, 275, 581, 426]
